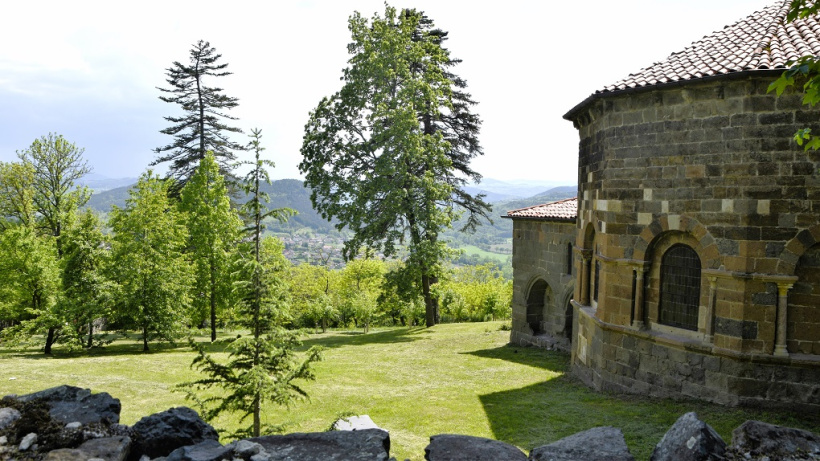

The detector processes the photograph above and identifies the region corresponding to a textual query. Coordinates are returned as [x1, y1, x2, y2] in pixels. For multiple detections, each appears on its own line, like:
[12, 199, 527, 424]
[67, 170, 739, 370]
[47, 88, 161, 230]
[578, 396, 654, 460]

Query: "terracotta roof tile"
[599, 1, 820, 94]
[505, 197, 577, 221]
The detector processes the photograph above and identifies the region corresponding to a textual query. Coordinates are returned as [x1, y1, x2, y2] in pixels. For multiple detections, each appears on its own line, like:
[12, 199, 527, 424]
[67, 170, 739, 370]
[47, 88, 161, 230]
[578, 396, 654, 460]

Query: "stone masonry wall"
[510, 219, 575, 350]
[574, 305, 820, 411]
[567, 73, 820, 407]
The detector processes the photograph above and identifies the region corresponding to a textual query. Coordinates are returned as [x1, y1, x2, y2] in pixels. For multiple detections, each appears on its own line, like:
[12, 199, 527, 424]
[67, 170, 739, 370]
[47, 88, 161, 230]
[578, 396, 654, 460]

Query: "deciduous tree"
[180, 152, 242, 341]
[300, 5, 490, 327]
[61, 210, 112, 348]
[17, 133, 90, 256]
[154, 40, 245, 193]
[0, 161, 37, 230]
[109, 171, 192, 351]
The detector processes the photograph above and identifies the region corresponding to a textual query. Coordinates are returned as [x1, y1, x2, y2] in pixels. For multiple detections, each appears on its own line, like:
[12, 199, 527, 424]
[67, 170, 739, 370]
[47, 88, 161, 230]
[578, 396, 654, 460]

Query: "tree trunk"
[253, 395, 261, 437]
[44, 327, 55, 354]
[422, 273, 437, 328]
[142, 326, 149, 352]
[87, 322, 93, 348]
[210, 258, 217, 342]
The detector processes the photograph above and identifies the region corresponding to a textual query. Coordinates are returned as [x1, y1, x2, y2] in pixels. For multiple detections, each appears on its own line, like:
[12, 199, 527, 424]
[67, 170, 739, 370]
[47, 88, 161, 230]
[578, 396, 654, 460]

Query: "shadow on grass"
[464, 344, 570, 372]
[298, 327, 431, 351]
[0, 332, 228, 360]
[478, 360, 820, 460]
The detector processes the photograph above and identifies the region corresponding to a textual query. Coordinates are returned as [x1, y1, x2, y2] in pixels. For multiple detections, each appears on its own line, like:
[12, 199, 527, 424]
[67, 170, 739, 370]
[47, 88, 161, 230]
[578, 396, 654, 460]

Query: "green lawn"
[1, 323, 819, 460]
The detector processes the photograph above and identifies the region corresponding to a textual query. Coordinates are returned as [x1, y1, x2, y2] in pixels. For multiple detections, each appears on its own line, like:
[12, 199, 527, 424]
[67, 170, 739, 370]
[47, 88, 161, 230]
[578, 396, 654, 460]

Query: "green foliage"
[2, 134, 91, 353]
[180, 152, 243, 341]
[0, 161, 37, 229]
[60, 210, 113, 349]
[154, 40, 244, 193]
[182, 131, 320, 438]
[109, 171, 192, 351]
[300, 4, 490, 327]
[438, 263, 512, 322]
[0, 225, 61, 347]
[17, 133, 91, 256]
[768, 1, 820, 150]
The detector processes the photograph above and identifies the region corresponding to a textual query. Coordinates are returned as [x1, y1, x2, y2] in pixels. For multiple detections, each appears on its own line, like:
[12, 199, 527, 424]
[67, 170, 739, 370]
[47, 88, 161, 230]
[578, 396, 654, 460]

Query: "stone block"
[530, 427, 635, 461]
[426, 434, 526, 461]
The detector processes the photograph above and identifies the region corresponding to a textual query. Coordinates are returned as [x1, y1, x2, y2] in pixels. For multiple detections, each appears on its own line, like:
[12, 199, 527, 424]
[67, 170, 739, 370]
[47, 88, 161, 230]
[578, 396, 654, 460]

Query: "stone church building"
[508, 1, 820, 410]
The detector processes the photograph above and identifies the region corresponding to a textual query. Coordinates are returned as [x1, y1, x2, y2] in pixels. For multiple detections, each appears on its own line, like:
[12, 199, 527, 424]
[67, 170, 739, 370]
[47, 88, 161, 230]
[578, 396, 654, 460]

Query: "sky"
[0, 0, 775, 186]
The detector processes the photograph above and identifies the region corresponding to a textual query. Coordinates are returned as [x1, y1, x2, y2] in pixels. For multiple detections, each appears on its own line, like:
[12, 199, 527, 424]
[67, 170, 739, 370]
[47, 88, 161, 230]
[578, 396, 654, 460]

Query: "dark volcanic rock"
[731, 420, 820, 459]
[45, 435, 131, 461]
[17, 385, 121, 425]
[529, 426, 635, 461]
[425, 434, 526, 461]
[249, 428, 390, 461]
[166, 439, 231, 461]
[130, 407, 218, 460]
[651, 412, 726, 461]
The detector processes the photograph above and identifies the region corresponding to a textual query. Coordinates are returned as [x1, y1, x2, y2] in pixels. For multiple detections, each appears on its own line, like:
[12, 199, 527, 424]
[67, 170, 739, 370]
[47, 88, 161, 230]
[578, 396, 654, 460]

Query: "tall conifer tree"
[300, 5, 490, 327]
[154, 40, 244, 194]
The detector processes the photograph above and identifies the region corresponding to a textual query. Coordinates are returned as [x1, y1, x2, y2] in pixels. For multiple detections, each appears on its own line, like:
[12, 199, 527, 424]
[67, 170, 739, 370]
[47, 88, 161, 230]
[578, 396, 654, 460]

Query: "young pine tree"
[182, 129, 320, 438]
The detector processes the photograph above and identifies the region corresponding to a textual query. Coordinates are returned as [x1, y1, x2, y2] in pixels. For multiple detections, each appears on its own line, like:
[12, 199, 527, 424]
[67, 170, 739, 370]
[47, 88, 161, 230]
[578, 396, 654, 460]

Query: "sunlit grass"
[1, 322, 818, 460]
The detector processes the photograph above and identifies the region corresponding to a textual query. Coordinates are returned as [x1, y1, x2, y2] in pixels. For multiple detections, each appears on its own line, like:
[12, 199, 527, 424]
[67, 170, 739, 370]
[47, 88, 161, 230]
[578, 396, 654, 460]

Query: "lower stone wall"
[510, 329, 570, 352]
[573, 304, 820, 412]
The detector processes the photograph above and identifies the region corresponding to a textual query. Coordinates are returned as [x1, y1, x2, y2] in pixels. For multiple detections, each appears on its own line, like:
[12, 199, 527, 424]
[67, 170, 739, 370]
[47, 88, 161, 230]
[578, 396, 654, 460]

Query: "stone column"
[705, 276, 718, 343]
[580, 252, 591, 306]
[632, 269, 645, 329]
[774, 282, 794, 357]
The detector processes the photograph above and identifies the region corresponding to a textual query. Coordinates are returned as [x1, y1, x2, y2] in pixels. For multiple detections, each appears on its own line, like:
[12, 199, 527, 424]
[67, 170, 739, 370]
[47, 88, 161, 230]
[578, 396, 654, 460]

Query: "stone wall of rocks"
[509, 219, 576, 351]
[565, 74, 820, 408]
[2, 385, 819, 460]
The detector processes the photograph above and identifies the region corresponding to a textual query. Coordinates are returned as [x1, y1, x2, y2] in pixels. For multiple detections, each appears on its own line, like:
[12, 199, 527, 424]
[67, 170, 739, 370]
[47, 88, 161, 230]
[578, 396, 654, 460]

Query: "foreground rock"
[17, 385, 121, 425]
[0, 408, 21, 431]
[44, 435, 131, 461]
[249, 428, 391, 461]
[529, 426, 635, 461]
[2, 385, 820, 460]
[730, 420, 820, 460]
[129, 407, 219, 460]
[425, 434, 527, 461]
[651, 412, 726, 461]
[166, 439, 231, 461]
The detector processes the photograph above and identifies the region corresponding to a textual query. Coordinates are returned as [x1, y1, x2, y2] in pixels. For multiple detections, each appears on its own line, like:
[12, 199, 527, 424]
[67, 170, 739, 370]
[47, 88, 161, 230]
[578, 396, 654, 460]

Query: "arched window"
[788, 243, 820, 354]
[659, 244, 701, 331]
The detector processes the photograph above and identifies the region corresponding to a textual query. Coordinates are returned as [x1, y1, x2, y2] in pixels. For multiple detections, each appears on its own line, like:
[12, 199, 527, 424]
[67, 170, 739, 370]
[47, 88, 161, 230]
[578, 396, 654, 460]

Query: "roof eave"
[563, 68, 785, 122]
[502, 214, 577, 223]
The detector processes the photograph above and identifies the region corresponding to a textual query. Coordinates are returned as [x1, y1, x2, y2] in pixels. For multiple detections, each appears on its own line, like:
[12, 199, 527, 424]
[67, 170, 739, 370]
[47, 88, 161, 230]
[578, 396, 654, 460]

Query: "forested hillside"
[85, 179, 576, 273]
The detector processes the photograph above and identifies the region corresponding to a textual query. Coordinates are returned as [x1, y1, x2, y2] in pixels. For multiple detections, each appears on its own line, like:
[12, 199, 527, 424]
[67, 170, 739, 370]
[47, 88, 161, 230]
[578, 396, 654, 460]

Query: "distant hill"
[80, 173, 138, 192]
[84, 179, 576, 269]
[464, 178, 574, 202]
[84, 179, 335, 233]
[492, 186, 577, 215]
[86, 184, 131, 212]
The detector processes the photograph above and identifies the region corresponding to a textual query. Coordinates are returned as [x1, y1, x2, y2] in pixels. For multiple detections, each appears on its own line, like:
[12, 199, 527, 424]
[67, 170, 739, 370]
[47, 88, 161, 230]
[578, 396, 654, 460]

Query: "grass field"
[2, 322, 819, 460]
[460, 244, 510, 263]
